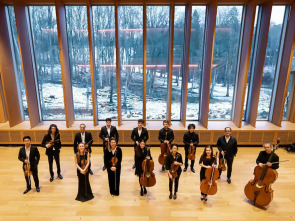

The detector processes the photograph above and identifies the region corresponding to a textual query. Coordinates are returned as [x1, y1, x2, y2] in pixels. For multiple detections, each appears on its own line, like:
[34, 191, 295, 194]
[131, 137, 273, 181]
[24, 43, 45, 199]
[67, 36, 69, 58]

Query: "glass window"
[146, 6, 170, 120]
[186, 6, 206, 120]
[92, 6, 117, 120]
[7, 6, 29, 119]
[119, 6, 143, 120]
[243, 6, 259, 120]
[29, 6, 66, 120]
[209, 6, 243, 120]
[66, 6, 92, 120]
[171, 6, 185, 120]
[257, 6, 286, 120]
[283, 73, 294, 120]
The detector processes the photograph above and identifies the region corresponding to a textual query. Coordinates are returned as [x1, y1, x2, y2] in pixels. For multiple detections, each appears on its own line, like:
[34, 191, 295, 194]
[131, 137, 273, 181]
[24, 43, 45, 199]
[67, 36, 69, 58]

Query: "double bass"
[200, 152, 219, 195]
[244, 138, 280, 207]
[140, 147, 156, 187]
[187, 140, 196, 161]
[158, 132, 170, 165]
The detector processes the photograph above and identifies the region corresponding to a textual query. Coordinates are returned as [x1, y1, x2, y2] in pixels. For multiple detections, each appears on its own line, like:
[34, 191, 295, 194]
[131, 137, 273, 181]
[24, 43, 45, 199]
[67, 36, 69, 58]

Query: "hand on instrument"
[214, 165, 218, 168]
[136, 141, 139, 145]
[105, 138, 109, 141]
[164, 140, 169, 144]
[146, 156, 150, 160]
[266, 162, 272, 167]
[80, 169, 86, 174]
[190, 143, 194, 146]
[221, 151, 225, 155]
[24, 159, 29, 163]
[111, 167, 116, 171]
[258, 163, 263, 167]
[173, 161, 180, 165]
[168, 174, 172, 179]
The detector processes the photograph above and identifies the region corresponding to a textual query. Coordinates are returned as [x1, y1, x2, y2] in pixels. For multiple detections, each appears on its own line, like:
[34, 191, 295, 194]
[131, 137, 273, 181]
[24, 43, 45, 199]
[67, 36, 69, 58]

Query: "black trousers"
[218, 156, 234, 179]
[47, 151, 61, 177]
[184, 148, 195, 169]
[103, 146, 107, 167]
[169, 176, 180, 193]
[24, 168, 39, 189]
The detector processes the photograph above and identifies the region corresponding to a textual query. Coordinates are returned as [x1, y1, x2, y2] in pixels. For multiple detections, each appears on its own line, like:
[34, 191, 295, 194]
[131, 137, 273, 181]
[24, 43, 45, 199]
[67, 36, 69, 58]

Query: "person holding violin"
[99, 118, 119, 171]
[256, 142, 279, 170]
[131, 119, 149, 169]
[159, 120, 174, 171]
[75, 142, 94, 202]
[135, 141, 152, 196]
[217, 127, 237, 184]
[74, 123, 94, 175]
[105, 138, 122, 196]
[199, 145, 216, 201]
[41, 124, 63, 182]
[183, 124, 199, 173]
[165, 144, 183, 200]
[18, 136, 40, 194]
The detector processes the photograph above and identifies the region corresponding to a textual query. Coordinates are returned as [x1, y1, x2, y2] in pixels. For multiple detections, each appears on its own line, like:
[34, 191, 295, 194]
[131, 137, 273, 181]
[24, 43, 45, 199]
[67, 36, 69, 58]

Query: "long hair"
[76, 142, 85, 163]
[200, 145, 213, 160]
[47, 124, 59, 135]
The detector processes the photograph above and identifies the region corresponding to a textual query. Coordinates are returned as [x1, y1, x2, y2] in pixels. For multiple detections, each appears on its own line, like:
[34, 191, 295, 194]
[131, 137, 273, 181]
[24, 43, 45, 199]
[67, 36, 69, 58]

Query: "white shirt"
[225, 136, 231, 143]
[25, 145, 31, 163]
[138, 129, 142, 137]
[107, 126, 111, 136]
[81, 132, 85, 144]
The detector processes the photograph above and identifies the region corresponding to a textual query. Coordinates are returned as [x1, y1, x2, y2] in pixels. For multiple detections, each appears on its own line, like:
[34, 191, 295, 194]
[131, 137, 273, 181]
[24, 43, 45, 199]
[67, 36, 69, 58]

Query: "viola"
[200, 152, 219, 195]
[244, 138, 280, 207]
[24, 156, 32, 177]
[158, 143, 170, 166]
[187, 140, 196, 161]
[170, 154, 179, 179]
[140, 146, 156, 187]
[218, 152, 227, 171]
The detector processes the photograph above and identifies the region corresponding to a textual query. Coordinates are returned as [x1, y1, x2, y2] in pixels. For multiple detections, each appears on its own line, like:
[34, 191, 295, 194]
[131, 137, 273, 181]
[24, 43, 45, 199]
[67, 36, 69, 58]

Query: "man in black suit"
[158, 120, 174, 171]
[74, 123, 94, 175]
[99, 118, 119, 171]
[183, 124, 199, 173]
[18, 136, 40, 194]
[131, 119, 149, 169]
[217, 127, 238, 184]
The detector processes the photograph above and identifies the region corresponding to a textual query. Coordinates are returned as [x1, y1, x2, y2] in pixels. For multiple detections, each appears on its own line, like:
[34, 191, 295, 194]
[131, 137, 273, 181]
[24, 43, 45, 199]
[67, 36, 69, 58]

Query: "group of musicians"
[18, 119, 280, 203]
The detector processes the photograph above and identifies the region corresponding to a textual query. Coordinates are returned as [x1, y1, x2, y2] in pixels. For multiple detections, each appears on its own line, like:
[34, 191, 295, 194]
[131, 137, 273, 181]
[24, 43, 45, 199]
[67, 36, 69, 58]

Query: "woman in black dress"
[135, 141, 152, 196]
[199, 145, 216, 202]
[75, 143, 94, 202]
[165, 144, 183, 200]
[105, 138, 122, 196]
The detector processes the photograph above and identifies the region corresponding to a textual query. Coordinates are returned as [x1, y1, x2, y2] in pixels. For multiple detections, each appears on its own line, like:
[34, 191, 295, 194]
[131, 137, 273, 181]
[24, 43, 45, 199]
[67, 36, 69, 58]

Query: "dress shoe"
[173, 193, 177, 200]
[191, 168, 195, 173]
[89, 170, 93, 175]
[227, 178, 231, 184]
[140, 189, 144, 196]
[58, 174, 63, 179]
[132, 164, 136, 169]
[50, 176, 54, 182]
[169, 192, 172, 199]
[36, 187, 40, 192]
[183, 168, 187, 172]
[143, 187, 147, 194]
[23, 188, 31, 194]
[102, 166, 106, 171]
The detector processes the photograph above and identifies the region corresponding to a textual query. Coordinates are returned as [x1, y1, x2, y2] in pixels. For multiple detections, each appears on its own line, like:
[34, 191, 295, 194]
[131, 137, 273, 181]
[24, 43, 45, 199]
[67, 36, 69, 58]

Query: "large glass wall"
[146, 6, 170, 120]
[186, 6, 206, 120]
[257, 6, 286, 120]
[119, 6, 143, 120]
[29, 6, 65, 120]
[209, 6, 243, 120]
[66, 6, 92, 120]
[7, 6, 29, 119]
[93, 6, 117, 120]
[283, 73, 294, 119]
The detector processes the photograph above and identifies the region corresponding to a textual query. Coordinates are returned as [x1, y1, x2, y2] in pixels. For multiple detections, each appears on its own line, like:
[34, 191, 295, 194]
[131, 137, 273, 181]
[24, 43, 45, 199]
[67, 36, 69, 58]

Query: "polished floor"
[0, 146, 295, 221]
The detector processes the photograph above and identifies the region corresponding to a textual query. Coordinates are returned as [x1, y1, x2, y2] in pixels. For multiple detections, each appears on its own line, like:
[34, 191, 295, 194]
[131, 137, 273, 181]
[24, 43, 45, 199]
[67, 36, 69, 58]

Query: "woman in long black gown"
[105, 138, 122, 196]
[199, 145, 216, 202]
[135, 141, 152, 196]
[75, 143, 94, 202]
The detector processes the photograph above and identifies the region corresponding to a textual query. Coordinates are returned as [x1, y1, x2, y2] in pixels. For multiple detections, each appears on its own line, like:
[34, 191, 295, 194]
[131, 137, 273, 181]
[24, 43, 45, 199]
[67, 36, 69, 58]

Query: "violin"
[111, 148, 118, 191]
[140, 146, 156, 187]
[187, 140, 195, 161]
[218, 152, 227, 171]
[200, 152, 219, 195]
[24, 156, 32, 177]
[104, 135, 111, 152]
[80, 153, 88, 174]
[244, 138, 280, 207]
[158, 143, 170, 166]
[46, 139, 60, 148]
[170, 154, 179, 179]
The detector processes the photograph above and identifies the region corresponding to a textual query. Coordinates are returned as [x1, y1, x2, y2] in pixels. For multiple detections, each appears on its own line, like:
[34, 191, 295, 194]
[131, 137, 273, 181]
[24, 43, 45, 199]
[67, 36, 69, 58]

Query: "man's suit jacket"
[41, 133, 61, 156]
[73, 131, 93, 154]
[99, 125, 119, 147]
[131, 127, 149, 146]
[18, 145, 40, 170]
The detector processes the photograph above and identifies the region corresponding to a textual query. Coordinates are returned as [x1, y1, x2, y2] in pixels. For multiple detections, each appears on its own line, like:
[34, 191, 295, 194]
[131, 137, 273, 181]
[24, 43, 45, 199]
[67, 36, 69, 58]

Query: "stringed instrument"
[170, 154, 179, 179]
[158, 143, 170, 165]
[200, 152, 219, 195]
[111, 149, 118, 191]
[104, 135, 111, 152]
[244, 138, 280, 207]
[24, 156, 32, 177]
[187, 140, 196, 161]
[218, 152, 227, 171]
[80, 153, 88, 174]
[140, 147, 156, 187]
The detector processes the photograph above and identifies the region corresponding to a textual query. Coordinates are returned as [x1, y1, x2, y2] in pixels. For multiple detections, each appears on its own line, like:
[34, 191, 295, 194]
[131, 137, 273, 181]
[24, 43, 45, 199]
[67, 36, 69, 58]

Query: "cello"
[158, 131, 170, 166]
[200, 152, 219, 195]
[244, 138, 280, 207]
[187, 140, 196, 161]
[140, 146, 156, 187]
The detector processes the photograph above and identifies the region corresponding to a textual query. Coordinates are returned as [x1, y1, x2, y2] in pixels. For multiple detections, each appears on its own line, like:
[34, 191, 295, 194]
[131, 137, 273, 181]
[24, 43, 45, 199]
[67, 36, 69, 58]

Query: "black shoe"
[50, 176, 54, 182]
[132, 164, 136, 169]
[89, 170, 93, 175]
[191, 168, 195, 173]
[173, 193, 177, 200]
[23, 188, 31, 194]
[140, 189, 144, 196]
[58, 174, 63, 179]
[169, 192, 172, 199]
[162, 165, 165, 171]
[36, 187, 40, 192]
[103, 166, 106, 171]
[183, 168, 187, 172]
[143, 187, 147, 194]
[227, 178, 231, 184]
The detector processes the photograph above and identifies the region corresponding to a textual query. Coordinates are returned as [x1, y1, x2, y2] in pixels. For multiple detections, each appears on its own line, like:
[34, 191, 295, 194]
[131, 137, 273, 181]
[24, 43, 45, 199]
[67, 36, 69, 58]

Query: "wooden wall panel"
[238, 132, 250, 143]
[9, 131, 22, 143]
[277, 131, 289, 143]
[21, 130, 36, 143]
[250, 131, 263, 143]
[0, 131, 10, 143]
[35, 131, 47, 143]
[59, 131, 73, 143]
[199, 131, 211, 143]
[288, 132, 295, 143]
[263, 131, 275, 143]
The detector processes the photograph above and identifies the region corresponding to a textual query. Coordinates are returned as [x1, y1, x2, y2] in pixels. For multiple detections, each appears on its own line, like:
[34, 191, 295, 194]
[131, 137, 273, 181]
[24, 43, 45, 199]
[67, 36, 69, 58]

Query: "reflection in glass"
[93, 6, 118, 120]
[29, 6, 65, 120]
[186, 6, 206, 120]
[119, 6, 143, 119]
[257, 6, 286, 120]
[146, 6, 170, 120]
[66, 6, 92, 120]
[7, 6, 29, 119]
[283, 73, 294, 120]
[209, 6, 243, 120]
